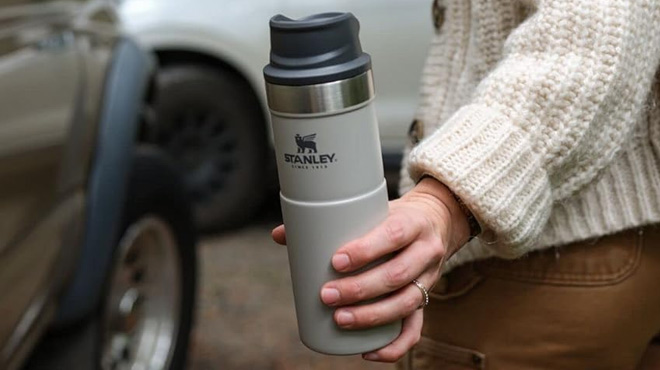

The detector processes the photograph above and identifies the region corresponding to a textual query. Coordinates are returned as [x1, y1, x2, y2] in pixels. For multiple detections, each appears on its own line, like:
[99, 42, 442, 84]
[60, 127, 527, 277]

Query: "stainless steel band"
[265, 70, 375, 115]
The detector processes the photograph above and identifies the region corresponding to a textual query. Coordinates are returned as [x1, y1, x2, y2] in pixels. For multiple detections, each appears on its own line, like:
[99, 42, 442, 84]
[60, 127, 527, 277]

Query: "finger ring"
[411, 279, 429, 309]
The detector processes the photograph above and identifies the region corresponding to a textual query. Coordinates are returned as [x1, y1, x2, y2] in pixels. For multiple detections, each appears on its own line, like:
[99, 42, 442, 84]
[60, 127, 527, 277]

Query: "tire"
[149, 65, 268, 231]
[25, 148, 196, 370]
[99, 147, 197, 370]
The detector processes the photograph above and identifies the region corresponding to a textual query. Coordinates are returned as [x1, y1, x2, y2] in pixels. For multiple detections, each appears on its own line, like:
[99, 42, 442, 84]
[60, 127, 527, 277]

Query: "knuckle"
[361, 311, 381, 327]
[384, 218, 407, 245]
[385, 261, 410, 288]
[403, 293, 420, 313]
[428, 249, 443, 265]
[346, 280, 364, 300]
[428, 240, 447, 263]
[435, 239, 448, 256]
[342, 239, 370, 266]
[381, 350, 404, 363]
[352, 240, 372, 263]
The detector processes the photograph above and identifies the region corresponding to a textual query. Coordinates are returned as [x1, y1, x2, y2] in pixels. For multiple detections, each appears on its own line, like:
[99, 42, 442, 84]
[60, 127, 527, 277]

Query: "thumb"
[272, 225, 286, 245]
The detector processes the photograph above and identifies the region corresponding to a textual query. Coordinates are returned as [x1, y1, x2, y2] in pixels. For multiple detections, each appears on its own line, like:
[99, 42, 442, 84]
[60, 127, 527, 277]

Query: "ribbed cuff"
[407, 104, 552, 257]
[540, 142, 660, 247]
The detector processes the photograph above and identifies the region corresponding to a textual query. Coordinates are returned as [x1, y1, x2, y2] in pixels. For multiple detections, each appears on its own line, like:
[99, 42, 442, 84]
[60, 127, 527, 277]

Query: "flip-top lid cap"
[263, 12, 371, 86]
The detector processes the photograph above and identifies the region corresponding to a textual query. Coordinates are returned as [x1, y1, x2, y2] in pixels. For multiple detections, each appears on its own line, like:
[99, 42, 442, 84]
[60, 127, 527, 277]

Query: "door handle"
[35, 30, 75, 52]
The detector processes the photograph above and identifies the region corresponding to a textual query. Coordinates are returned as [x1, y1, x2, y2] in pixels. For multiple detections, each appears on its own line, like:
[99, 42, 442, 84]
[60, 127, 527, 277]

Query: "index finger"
[332, 213, 422, 273]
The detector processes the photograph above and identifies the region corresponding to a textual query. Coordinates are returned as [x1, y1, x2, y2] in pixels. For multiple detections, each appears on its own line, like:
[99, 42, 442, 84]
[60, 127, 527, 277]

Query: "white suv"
[119, 0, 433, 229]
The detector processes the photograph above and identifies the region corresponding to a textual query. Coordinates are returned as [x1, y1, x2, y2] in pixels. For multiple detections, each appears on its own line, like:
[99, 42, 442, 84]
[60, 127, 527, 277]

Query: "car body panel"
[119, 0, 433, 155]
[0, 2, 85, 365]
[0, 0, 152, 367]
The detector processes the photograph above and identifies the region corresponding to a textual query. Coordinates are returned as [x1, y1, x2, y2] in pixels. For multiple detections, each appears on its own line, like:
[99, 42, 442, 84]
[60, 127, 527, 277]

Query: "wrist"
[406, 177, 473, 253]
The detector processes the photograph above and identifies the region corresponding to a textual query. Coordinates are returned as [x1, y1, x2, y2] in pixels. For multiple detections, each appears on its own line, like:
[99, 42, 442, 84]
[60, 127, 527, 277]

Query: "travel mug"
[263, 12, 402, 355]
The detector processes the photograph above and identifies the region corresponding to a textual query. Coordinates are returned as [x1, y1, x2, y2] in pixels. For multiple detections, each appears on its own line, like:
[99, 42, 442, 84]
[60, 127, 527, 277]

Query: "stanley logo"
[285, 133, 337, 169]
[295, 134, 317, 153]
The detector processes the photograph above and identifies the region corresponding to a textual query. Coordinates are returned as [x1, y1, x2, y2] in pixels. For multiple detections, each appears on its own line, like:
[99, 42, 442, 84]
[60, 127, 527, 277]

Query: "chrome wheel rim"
[101, 216, 181, 370]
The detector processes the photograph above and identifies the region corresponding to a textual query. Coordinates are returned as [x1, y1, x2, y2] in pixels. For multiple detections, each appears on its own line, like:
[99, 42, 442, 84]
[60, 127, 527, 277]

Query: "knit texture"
[399, 0, 660, 271]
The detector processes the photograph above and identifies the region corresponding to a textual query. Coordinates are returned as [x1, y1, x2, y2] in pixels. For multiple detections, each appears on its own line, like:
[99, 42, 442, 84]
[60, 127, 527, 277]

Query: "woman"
[273, 0, 660, 368]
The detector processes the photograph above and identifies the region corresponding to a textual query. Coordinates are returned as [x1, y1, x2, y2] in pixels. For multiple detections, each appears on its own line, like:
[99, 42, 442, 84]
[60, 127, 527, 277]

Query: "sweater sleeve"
[407, 0, 660, 256]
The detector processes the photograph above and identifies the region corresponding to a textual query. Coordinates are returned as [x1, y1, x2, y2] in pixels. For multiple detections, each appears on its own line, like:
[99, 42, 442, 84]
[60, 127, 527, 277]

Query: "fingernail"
[336, 310, 354, 326]
[321, 288, 340, 305]
[332, 254, 350, 271]
[363, 353, 379, 361]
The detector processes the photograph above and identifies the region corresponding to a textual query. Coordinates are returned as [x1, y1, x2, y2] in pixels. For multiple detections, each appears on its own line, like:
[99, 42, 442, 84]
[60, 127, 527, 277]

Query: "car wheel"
[100, 148, 196, 370]
[24, 148, 196, 370]
[149, 65, 268, 231]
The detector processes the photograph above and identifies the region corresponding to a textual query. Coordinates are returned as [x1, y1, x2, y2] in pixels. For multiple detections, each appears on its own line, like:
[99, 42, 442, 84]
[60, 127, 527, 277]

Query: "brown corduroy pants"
[397, 226, 660, 370]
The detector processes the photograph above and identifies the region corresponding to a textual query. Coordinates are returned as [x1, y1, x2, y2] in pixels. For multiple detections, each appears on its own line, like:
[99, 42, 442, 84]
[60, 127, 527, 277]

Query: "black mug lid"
[263, 12, 371, 86]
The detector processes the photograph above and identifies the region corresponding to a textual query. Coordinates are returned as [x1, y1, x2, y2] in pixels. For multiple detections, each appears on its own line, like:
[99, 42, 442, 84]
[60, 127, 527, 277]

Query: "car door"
[281, 0, 433, 154]
[0, 0, 83, 365]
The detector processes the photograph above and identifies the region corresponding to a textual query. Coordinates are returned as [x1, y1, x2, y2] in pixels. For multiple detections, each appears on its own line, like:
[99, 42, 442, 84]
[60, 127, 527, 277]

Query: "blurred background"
[0, 0, 432, 369]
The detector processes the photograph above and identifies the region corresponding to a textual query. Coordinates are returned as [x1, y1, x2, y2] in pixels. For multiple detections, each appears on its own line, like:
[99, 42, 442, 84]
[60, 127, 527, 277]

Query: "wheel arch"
[54, 37, 154, 326]
[148, 47, 272, 144]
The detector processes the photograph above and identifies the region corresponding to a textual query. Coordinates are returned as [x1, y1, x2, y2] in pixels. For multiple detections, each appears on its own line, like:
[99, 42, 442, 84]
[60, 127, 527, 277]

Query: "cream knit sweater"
[399, 0, 660, 271]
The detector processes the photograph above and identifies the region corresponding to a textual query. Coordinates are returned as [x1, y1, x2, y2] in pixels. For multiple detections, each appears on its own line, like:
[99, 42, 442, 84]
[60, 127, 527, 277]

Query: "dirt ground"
[186, 212, 396, 370]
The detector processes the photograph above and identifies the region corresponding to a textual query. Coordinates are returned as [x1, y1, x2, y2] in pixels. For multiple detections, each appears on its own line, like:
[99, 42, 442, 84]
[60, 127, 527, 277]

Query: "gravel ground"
[186, 211, 396, 370]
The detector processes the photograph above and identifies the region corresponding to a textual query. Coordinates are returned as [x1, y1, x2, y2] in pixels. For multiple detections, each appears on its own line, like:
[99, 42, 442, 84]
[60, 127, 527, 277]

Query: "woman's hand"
[271, 177, 471, 362]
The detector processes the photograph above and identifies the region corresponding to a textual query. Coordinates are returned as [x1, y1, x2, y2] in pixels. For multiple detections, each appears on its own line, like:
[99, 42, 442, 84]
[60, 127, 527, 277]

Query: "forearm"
[408, 0, 660, 255]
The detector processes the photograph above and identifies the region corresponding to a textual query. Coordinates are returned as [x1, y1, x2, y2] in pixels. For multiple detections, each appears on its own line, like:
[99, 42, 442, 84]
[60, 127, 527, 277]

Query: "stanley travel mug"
[263, 12, 402, 355]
